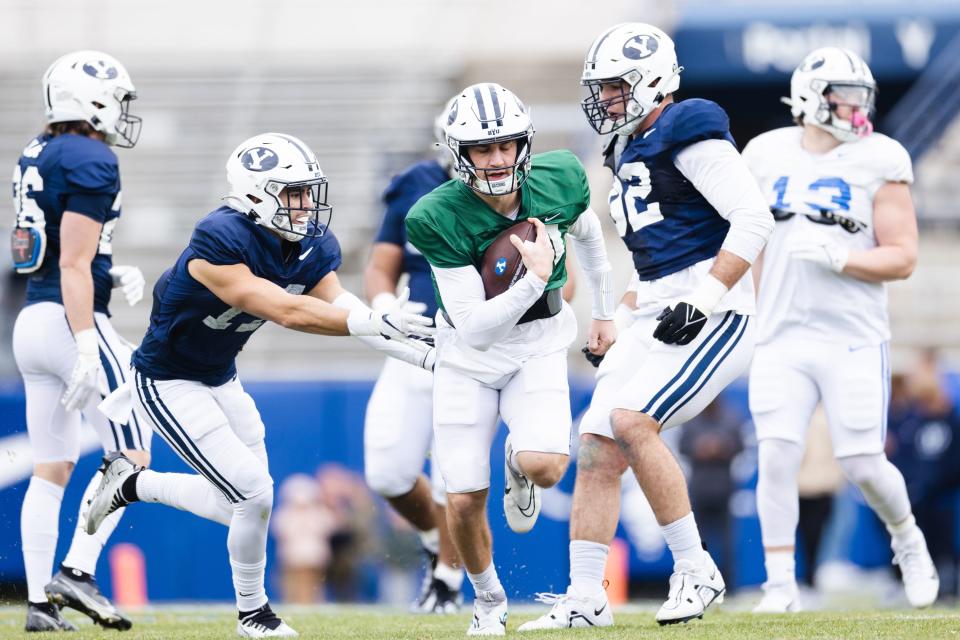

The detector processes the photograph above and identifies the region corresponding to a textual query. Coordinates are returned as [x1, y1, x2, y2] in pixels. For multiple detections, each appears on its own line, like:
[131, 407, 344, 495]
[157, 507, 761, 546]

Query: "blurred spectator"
[271, 474, 337, 604]
[886, 350, 960, 597]
[796, 407, 844, 586]
[316, 464, 381, 601]
[679, 398, 743, 578]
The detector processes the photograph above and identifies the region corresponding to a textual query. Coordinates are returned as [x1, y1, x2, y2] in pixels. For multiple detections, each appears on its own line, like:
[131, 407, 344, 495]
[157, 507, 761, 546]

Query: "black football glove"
[653, 302, 707, 346]
[581, 344, 604, 368]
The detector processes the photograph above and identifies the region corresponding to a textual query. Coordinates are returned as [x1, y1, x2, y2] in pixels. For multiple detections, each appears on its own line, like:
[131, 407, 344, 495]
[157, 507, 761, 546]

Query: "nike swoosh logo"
[543, 213, 562, 222]
[239, 591, 255, 597]
[643, 127, 657, 138]
[299, 247, 314, 260]
[594, 603, 607, 616]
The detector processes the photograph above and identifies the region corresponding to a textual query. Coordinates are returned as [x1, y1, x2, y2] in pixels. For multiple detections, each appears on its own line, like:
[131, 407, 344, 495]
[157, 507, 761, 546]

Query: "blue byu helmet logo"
[241, 147, 279, 172]
[495, 258, 507, 275]
[82, 60, 118, 80]
[622, 34, 659, 60]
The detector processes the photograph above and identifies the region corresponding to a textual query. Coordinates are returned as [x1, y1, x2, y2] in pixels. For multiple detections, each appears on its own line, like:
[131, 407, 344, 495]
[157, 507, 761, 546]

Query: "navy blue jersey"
[133, 206, 342, 385]
[604, 99, 734, 281]
[13, 133, 121, 313]
[374, 159, 449, 319]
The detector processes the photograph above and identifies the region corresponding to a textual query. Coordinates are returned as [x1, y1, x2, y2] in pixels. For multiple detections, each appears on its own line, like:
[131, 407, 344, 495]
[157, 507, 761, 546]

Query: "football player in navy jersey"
[362, 99, 466, 614]
[520, 24, 774, 630]
[84, 132, 435, 638]
[12, 50, 149, 632]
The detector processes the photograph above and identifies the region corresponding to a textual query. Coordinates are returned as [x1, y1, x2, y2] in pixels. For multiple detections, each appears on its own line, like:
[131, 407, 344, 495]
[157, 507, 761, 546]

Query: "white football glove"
[348, 288, 435, 345]
[371, 291, 428, 316]
[788, 230, 849, 273]
[61, 329, 102, 411]
[109, 265, 146, 306]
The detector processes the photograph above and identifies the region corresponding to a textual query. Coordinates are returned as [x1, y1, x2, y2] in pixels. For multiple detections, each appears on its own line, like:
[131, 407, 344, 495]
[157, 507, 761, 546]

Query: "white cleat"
[503, 436, 540, 534]
[467, 590, 507, 636]
[752, 581, 802, 613]
[237, 604, 298, 637]
[518, 588, 613, 631]
[84, 452, 139, 535]
[892, 529, 939, 608]
[655, 554, 725, 625]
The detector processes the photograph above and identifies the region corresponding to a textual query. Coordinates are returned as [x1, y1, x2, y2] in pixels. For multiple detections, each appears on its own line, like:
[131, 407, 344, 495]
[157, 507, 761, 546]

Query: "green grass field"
[2, 605, 959, 639]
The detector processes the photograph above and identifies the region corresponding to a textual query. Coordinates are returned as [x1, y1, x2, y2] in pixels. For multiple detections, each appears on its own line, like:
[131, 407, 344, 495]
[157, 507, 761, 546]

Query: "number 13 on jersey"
[608, 161, 663, 236]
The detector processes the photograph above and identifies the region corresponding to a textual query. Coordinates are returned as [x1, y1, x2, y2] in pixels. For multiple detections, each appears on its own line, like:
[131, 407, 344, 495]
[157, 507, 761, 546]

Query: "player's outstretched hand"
[583, 318, 616, 366]
[61, 329, 102, 411]
[109, 265, 145, 306]
[509, 218, 554, 282]
[788, 230, 848, 273]
[653, 302, 707, 346]
[348, 288, 436, 345]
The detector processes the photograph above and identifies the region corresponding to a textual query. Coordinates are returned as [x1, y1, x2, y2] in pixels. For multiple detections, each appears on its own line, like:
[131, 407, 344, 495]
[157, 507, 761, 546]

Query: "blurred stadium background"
[2, 0, 960, 615]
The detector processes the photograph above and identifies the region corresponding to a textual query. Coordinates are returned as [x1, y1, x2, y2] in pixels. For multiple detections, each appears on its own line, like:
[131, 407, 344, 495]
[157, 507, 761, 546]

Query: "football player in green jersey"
[405, 83, 616, 636]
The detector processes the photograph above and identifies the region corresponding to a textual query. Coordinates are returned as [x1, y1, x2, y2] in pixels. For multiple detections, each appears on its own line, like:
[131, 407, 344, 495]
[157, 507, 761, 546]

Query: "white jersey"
[742, 127, 913, 347]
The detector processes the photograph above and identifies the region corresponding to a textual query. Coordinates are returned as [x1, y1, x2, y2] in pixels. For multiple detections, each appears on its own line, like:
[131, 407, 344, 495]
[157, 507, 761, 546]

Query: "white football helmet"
[434, 94, 459, 176]
[224, 133, 332, 242]
[443, 83, 534, 196]
[786, 47, 876, 143]
[581, 23, 682, 136]
[43, 50, 141, 148]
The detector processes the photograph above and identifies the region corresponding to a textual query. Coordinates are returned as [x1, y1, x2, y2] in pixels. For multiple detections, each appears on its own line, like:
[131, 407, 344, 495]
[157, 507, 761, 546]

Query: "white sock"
[661, 512, 705, 566]
[418, 527, 440, 555]
[887, 513, 919, 545]
[434, 561, 464, 591]
[21, 476, 64, 602]
[569, 540, 609, 597]
[231, 557, 268, 613]
[62, 470, 124, 575]
[467, 563, 504, 598]
[137, 470, 233, 526]
[763, 550, 796, 587]
[228, 490, 273, 612]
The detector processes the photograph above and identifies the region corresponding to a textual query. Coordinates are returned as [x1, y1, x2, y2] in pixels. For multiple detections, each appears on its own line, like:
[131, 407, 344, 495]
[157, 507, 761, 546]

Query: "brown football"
[480, 220, 537, 299]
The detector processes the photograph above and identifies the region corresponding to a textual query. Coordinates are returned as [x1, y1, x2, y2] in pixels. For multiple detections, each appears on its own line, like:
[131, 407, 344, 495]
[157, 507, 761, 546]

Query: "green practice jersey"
[405, 150, 590, 311]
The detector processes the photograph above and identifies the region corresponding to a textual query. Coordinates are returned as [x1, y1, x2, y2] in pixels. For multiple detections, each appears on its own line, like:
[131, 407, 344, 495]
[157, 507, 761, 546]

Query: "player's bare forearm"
[60, 264, 95, 334]
[843, 245, 916, 283]
[59, 211, 102, 334]
[363, 243, 403, 301]
[188, 259, 350, 336]
[708, 249, 752, 289]
[844, 181, 918, 283]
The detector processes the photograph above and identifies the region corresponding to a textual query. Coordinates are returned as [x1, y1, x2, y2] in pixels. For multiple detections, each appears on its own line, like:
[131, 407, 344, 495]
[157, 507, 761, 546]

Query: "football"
[480, 220, 537, 299]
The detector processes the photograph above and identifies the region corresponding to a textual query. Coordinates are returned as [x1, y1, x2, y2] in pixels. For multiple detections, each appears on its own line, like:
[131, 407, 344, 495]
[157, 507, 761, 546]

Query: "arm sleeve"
[188, 221, 248, 266]
[374, 193, 406, 246]
[567, 208, 615, 319]
[63, 193, 115, 222]
[883, 139, 914, 184]
[433, 265, 546, 351]
[62, 147, 119, 223]
[405, 215, 473, 268]
[674, 139, 775, 264]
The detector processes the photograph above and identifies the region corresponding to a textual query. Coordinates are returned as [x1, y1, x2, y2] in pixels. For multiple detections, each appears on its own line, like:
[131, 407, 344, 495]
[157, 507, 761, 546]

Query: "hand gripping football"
[480, 220, 537, 299]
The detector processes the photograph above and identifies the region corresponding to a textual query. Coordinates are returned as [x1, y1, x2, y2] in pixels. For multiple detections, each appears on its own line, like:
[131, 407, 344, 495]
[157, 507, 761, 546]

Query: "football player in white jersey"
[362, 100, 465, 614]
[742, 47, 939, 612]
[521, 23, 774, 630]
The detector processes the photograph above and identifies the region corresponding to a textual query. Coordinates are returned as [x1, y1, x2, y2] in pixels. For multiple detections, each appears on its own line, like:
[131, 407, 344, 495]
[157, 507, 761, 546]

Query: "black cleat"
[25, 601, 78, 632]
[237, 603, 298, 637]
[416, 577, 463, 614]
[45, 566, 132, 630]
